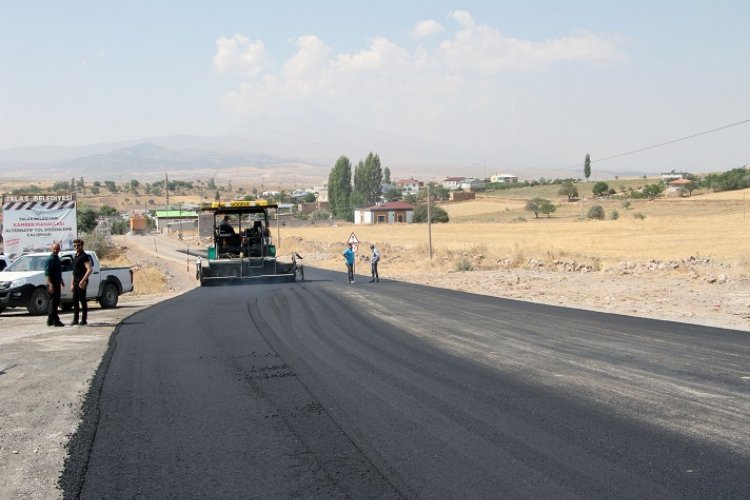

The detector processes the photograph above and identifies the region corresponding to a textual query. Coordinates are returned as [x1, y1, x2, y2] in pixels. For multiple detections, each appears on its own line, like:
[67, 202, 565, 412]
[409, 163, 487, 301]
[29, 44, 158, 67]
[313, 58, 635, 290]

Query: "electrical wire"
[567, 118, 750, 168]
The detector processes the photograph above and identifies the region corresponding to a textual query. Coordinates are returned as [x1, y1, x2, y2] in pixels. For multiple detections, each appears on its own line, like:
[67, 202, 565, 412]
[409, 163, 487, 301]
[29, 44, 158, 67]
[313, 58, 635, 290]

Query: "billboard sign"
[1, 193, 77, 259]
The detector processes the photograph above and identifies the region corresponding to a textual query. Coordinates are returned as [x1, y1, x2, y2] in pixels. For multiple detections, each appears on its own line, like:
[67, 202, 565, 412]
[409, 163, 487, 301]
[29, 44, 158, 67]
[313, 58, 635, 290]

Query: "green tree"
[328, 156, 353, 221]
[129, 179, 140, 194]
[643, 183, 664, 200]
[384, 188, 402, 202]
[77, 207, 99, 233]
[540, 200, 556, 218]
[413, 204, 449, 223]
[682, 180, 699, 196]
[525, 198, 555, 218]
[104, 180, 118, 193]
[207, 177, 217, 190]
[584, 153, 591, 181]
[426, 183, 450, 202]
[383, 166, 391, 184]
[99, 205, 118, 216]
[558, 181, 579, 201]
[352, 152, 383, 208]
[592, 181, 609, 197]
[303, 192, 317, 203]
[111, 220, 129, 235]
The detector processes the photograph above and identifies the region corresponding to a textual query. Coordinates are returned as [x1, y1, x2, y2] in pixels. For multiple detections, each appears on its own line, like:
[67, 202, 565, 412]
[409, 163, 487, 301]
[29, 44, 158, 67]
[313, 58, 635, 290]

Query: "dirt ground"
[1, 233, 748, 500]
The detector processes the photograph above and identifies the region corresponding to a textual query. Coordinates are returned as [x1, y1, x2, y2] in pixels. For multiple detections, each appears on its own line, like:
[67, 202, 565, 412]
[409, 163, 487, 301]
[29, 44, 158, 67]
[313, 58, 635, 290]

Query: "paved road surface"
[62, 267, 750, 498]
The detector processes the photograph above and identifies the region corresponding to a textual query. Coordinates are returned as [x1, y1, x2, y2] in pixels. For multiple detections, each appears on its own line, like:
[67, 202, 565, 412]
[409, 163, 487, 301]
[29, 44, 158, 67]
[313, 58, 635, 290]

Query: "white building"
[395, 177, 423, 196]
[354, 201, 415, 225]
[442, 176, 465, 190]
[459, 178, 486, 191]
[490, 173, 518, 183]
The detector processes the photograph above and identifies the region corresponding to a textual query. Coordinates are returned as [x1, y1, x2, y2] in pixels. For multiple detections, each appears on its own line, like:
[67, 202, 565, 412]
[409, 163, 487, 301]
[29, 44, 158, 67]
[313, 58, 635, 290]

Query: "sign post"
[348, 232, 359, 274]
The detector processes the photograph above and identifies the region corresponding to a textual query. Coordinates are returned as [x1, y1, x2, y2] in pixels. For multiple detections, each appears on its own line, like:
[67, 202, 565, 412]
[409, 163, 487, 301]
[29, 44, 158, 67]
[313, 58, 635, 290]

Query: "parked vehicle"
[0, 250, 133, 315]
[0, 254, 11, 272]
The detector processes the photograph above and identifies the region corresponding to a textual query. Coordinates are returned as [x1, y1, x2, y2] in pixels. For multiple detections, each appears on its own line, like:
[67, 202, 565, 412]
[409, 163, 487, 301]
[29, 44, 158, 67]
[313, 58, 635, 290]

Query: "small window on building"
[377, 215, 386, 223]
[396, 214, 404, 223]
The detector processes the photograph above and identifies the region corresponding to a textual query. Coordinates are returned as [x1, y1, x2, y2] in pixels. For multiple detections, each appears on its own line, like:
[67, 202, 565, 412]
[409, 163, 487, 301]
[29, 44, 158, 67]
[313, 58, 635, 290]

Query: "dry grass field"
[280, 187, 750, 277]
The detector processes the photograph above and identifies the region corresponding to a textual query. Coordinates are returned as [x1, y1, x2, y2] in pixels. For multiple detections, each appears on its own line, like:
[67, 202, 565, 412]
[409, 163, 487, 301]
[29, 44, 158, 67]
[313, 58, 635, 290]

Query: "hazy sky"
[1, 0, 748, 176]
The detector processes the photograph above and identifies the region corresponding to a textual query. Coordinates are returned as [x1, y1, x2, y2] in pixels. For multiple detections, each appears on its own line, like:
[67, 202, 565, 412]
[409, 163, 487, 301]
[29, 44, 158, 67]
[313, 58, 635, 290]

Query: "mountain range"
[0, 134, 652, 186]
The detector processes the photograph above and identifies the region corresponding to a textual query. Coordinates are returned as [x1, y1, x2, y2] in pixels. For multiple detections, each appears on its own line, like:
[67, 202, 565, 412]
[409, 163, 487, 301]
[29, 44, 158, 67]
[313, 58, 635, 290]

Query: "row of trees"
[328, 153, 385, 221]
[327, 153, 451, 223]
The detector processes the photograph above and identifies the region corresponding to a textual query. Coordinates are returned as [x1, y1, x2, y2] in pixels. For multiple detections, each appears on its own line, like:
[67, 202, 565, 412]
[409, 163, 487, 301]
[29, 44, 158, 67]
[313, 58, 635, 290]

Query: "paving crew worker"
[219, 215, 235, 235]
[343, 242, 356, 283]
[369, 243, 380, 283]
[45, 242, 64, 327]
[71, 238, 93, 326]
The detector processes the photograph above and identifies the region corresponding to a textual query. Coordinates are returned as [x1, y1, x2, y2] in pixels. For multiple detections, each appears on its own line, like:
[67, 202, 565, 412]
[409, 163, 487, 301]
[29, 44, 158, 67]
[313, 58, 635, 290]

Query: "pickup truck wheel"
[99, 283, 119, 308]
[0, 306, 5, 315]
[28, 288, 50, 316]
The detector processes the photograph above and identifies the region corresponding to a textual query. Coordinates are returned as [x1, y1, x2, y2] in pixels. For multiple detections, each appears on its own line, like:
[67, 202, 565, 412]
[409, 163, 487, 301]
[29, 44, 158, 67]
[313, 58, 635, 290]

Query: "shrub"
[587, 205, 605, 219]
[610, 209, 619, 220]
[82, 231, 114, 258]
[592, 181, 609, 197]
[413, 204, 449, 223]
[621, 200, 631, 210]
[310, 209, 332, 221]
[633, 212, 646, 220]
[455, 258, 474, 272]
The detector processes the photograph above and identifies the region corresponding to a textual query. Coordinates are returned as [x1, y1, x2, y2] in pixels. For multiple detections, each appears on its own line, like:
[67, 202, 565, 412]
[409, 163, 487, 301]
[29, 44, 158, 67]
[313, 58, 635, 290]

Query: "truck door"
[87, 253, 101, 295]
[60, 255, 74, 301]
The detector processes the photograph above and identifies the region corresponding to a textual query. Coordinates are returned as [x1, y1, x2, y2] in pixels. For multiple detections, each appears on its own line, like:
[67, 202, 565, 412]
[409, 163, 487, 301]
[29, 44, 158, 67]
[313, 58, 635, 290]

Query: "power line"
[570, 118, 750, 167]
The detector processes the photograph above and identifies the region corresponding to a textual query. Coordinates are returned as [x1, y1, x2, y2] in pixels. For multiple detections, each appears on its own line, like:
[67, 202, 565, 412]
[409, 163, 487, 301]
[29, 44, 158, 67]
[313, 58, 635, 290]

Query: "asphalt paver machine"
[197, 200, 302, 285]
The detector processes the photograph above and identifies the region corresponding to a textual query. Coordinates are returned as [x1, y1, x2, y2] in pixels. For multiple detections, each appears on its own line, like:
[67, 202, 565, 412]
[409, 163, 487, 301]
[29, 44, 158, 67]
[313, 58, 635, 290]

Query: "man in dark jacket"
[44, 242, 64, 327]
[71, 238, 93, 326]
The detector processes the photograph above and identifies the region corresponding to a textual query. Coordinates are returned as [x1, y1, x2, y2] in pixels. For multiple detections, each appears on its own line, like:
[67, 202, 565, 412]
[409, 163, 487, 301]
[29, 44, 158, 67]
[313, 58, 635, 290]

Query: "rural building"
[153, 209, 199, 233]
[459, 178, 486, 191]
[354, 201, 415, 225]
[661, 170, 689, 182]
[442, 176, 465, 190]
[490, 173, 518, 183]
[450, 191, 476, 202]
[395, 178, 423, 196]
[314, 184, 330, 211]
[667, 178, 692, 192]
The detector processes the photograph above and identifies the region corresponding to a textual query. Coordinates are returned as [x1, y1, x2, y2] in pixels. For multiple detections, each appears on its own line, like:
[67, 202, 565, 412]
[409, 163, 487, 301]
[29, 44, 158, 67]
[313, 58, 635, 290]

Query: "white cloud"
[219, 75, 279, 114]
[213, 34, 267, 77]
[335, 37, 410, 74]
[449, 10, 476, 29]
[412, 19, 444, 39]
[215, 11, 624, 133]
[439, 15, 623, 73]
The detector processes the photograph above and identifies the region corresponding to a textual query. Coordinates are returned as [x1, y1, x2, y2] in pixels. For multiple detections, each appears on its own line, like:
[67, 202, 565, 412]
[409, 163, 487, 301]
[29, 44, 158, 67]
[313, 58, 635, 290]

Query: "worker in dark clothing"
[45, 242, 64, 327]
[219, 216, 235, 235]
[71, 238, 93, 326]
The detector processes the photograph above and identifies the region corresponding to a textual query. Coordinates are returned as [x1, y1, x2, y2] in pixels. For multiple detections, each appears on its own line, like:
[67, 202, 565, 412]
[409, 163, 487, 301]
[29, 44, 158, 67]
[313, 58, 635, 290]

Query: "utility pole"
[165, 172, 170, 207]
[427, 183, 433, 259]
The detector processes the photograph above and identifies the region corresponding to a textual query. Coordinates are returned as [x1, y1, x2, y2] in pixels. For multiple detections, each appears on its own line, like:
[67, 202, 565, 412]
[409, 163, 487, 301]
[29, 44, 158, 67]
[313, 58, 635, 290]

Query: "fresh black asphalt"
[62, 267, 750, 499]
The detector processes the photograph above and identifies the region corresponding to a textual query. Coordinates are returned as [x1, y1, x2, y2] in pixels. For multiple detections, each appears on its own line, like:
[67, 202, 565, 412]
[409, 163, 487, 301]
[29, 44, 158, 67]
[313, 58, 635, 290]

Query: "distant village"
[147, 172, 524, 232]
[148, 169, 707, 231]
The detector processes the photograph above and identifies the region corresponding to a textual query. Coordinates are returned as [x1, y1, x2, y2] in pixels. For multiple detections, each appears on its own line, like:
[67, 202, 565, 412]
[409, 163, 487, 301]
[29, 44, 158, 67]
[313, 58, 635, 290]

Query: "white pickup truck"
[0, 250, 133, 316]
